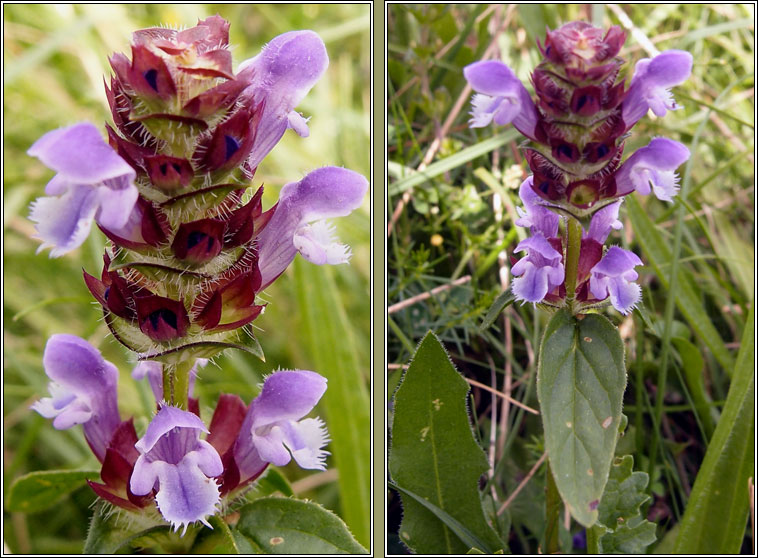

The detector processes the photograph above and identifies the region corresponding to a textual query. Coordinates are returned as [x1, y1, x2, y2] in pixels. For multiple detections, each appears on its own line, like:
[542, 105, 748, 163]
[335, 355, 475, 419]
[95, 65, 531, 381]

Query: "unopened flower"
[130, 405, 223, 534]
[28, 123, 138, 257]
[31, 334, 121, 462]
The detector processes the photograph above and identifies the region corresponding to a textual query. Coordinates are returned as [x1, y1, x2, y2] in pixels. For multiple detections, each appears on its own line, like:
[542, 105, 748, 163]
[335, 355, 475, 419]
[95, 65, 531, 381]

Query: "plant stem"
[545, 462, 561, 554]
[586, 525, 600, 554]
[162, 360, 194, 410]
[564, 216, 582, 310]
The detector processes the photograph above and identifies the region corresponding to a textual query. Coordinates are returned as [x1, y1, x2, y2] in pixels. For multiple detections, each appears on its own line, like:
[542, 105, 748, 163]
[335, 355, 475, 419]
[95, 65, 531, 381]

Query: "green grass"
[387, 4, 753, 554]
[3, 3, 370, 553]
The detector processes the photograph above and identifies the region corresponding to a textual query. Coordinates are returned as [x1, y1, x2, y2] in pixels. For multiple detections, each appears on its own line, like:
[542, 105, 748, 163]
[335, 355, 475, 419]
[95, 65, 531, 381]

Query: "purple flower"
[511, 235, 565, 303]
[515, 176, 560, 238]
[622, 50, 693, 128]
[27, 123, 138, 257]
[237, 30, 328, 169]
[132, 359, 208, 402]
[589, 246, 644, 314]
[615, 137, 690, 201]
[130, 405, 223, 534]
[233, 370, 329, 484]
[463, 60, 539, 139]
[585, 200, 623, 243]
[31, 334, 121, 462]
[257, 166, 368, 288]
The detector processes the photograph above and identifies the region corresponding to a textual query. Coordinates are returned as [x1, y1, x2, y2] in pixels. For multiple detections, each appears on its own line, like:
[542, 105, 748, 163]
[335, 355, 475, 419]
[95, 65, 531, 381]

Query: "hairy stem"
[564, 216, 583, 310]
[163, 360, 194, 409]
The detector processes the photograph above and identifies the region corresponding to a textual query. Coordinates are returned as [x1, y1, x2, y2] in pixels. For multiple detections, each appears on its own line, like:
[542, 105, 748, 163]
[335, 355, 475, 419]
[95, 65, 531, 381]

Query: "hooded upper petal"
[615, 137, 690, 201]
[27, 123, 138, 257]
[463, 60, 539, 139]
[589, 246, 644, 314]
[31, 334, 121, 462]
[257, 167, 368, 288]
[585, 200, 623, 243]
[237, 30, 328, 168]
[622, 50, 693, 127]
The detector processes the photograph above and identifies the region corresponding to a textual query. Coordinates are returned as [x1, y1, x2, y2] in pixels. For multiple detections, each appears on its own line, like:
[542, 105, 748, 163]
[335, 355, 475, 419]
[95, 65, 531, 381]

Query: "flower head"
[28, 123, 138, 257]
[31, 334, 121, 462]
[130, 405, 223, 534]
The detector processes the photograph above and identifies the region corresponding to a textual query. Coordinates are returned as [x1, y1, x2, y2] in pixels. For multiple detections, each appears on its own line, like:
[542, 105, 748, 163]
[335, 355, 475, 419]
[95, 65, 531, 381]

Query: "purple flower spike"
[257, 166, 368, 288]
[515, 176, 561, 238]
[586, 200, 623, 243]
[31, 334, 120, 462]
[130, 405, 223, 535]
[511, 235, 565, 303]
[622, 50, 693, 127]
[233, 370, 329, 484]
[589, 246, 644, 314]
[27, 123, 138, 257]
[132, 359, 207, 402]
[615, 137, 690, 201]
[238, 30, 328, 168]
[464, 60, 539, 139]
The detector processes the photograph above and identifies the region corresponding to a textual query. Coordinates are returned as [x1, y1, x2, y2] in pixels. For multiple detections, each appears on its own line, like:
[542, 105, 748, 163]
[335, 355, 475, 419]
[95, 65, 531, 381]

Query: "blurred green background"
[3, 3, 370, 553]
[388, 3, 753, 554]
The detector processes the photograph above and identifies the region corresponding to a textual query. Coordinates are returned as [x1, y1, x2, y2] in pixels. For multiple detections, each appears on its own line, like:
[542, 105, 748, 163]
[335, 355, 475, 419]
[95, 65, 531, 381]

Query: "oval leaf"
[234, 497, 367, 554]
[537, 309, 626, 527]
[7, 469, 99, 513]
[389, 332, 505, 554]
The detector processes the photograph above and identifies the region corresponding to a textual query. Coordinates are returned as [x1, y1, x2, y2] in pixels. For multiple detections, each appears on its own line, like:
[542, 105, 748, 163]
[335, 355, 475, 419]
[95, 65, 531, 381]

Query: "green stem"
[564, 216, 582, 310]
[545, 463, 561, 554]
[162, 360, 194, 410]
[587, 525, 601, 554]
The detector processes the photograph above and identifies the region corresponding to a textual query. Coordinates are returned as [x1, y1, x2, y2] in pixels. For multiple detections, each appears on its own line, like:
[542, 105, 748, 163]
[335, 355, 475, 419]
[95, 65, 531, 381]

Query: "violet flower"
[622, 50, 694, 128]
[27, 123, 138, 257]
[130, 405, 223, 534]
[585, 200, 623, 243]
[233, 370, 329, 484]
[463, 60, 539, 139]
[31, 334, 121, 462]
[511, 235, 566, 304]
[514, 176, 560, 238]
[237, 30, 329, 169]
[257, 166, 369, 288]
[589, 246, 644, 314]
[615, 137, 691, 201]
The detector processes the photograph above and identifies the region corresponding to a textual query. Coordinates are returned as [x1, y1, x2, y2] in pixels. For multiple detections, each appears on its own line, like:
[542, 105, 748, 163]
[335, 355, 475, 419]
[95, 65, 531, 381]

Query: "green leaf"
[234, 497, 367, 554]
[597, 516, 658, 554]
[626, 196, 735, 372]
[537, 310, 626, 527]
[6, 469, 99, 513]
[253, 467, 294, 498]
[671, 336, 716, 437]
[596, 455, 651, 528]
[293, 260, 370, 547]
[673, 305, 754, 554]
[191, 515, 242, 554]
[83, 501, 170, 554]
[479, 290, 516, 331]
[389, 332, 505, 554]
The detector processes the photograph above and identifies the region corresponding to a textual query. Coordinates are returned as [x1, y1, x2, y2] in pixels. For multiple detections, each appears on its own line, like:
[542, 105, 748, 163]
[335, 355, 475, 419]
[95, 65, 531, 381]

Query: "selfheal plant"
[466, 21, 691, 531]
[25, 15, 367, 550]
